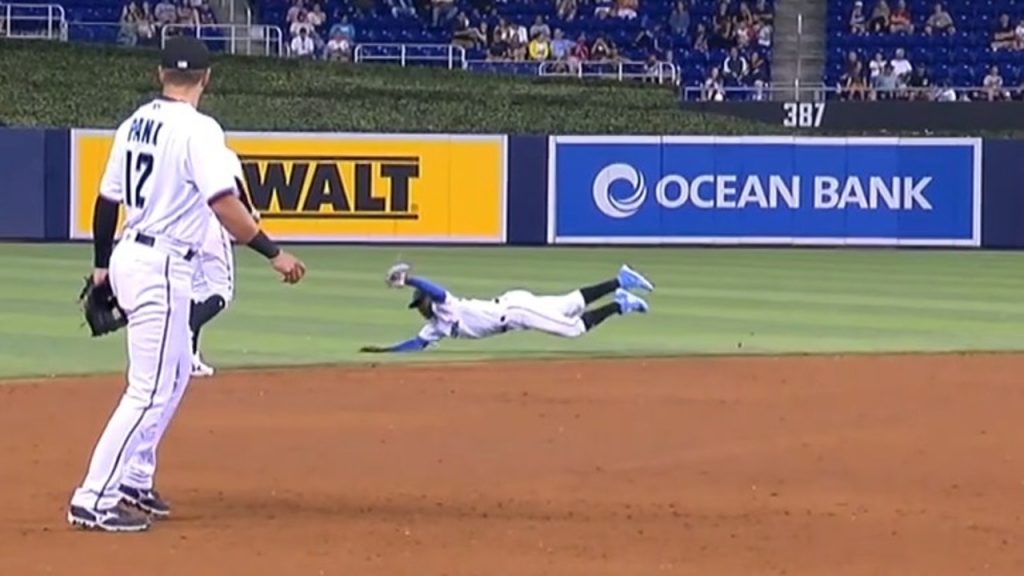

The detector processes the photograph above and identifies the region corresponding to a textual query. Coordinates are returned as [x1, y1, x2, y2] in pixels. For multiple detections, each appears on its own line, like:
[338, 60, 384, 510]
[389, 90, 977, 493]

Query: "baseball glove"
[386, 262, 411, 288]
[79, 276, 127, 337]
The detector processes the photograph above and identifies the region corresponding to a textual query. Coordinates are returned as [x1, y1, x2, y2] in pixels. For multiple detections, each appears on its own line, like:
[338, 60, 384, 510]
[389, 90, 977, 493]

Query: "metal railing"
[353, 43, 467, 69]
[681, 84, 1010, 102]
[0, 2, 66, 40]
[161, 23, 284, 57]
[539, 59, 678, 84]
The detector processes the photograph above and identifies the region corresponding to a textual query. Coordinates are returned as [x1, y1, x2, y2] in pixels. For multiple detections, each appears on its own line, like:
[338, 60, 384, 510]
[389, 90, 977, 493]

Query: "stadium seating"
[826, 0, 1024, 89]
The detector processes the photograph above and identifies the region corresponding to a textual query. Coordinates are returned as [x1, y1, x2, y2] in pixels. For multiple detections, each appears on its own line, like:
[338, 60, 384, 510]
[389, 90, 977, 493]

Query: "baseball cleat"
[191, 353, 214, 377]
[119, 485, 171, 518]
[614, 288, 650, 314]
[67, 505, 151, 532]
[617, 264, 655, 292]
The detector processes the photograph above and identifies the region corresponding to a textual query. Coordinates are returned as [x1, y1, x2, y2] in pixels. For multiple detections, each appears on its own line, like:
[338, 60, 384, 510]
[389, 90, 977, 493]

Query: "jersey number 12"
[125, 151, 154, 208]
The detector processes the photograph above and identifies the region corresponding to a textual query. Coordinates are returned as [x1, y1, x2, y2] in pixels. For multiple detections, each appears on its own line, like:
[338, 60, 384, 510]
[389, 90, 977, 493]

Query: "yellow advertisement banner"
[71, 131, 506, 242]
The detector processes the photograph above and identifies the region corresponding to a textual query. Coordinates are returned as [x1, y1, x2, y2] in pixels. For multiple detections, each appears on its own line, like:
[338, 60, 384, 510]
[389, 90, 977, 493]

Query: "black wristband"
[92, 196, 119, 268]
[247, 230, 281, 259]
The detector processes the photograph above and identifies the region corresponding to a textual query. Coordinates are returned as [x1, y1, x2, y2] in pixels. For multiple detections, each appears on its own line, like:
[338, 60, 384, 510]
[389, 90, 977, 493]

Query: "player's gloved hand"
[359, 345, 390, 353]
[79, 273, 127, 337]
[271, 250, 306, 284]
[386, 263, 410, 288]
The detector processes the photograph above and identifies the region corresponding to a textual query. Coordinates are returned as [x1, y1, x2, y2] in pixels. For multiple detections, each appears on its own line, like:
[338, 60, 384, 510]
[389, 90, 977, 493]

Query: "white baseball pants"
[499, 289, 588, 337]
[70, 237, 195, 510]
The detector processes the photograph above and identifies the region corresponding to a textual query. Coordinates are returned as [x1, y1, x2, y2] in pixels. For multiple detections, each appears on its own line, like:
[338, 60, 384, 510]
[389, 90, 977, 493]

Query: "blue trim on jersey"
[406, 277, 447, 303]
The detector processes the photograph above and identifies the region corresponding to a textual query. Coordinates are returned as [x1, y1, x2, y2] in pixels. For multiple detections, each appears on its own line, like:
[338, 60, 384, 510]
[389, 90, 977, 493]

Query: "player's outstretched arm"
[405, 276, 448, 303]
[360, 336, 431, 354]
[208, 193, 306, 284]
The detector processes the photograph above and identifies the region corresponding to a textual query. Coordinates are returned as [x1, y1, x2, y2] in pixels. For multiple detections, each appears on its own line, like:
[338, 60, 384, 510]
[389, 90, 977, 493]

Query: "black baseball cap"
[160, 36, 211, 71]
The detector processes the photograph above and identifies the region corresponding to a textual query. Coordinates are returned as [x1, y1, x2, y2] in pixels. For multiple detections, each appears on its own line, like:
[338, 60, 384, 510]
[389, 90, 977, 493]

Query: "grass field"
[0, 244, 1022, 379]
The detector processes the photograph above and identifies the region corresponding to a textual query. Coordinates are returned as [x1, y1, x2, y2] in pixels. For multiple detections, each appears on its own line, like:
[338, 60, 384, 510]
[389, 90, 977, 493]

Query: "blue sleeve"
[389, 337, 431, 353]
[406, 276, 447, 303]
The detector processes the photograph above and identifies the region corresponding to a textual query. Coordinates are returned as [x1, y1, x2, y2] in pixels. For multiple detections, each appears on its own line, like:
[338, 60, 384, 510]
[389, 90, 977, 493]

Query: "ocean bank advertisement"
[548, 136, 981, 246]
[71, 131, 507, 242]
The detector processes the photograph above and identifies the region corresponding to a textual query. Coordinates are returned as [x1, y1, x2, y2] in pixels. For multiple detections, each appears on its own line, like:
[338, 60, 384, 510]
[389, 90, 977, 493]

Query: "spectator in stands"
[907, 65, 931, 99]
[711, 2, 733, 48]
[530, 15, 550, 40]
[557, 0, 578, 22]
[286, 0, 304, 23]
[1015, 18, 1024, 50]
[669, 2, 689, 37]
[868, 50, 885, 80]
[869, 0, 890, 33]
[453, 12, 485, 48]
[307, 4, 326, 29]
[137, 2, 157, 43]
[734, 18, 751, 47]
[924, 3, 954, 35]
[594, 0, 614, 19]
[329, 14, 355, 42]
[290, 27, 316, 58]
[839, 61, 867, 100]
[982, 66, 1007, 100]
[551, 28, 572, 60]
[591, 34, 613, 61]
[692, 22, 709, 52]
[748, 50, 768, 100]
[432, 0, 457, 28]
[198, 4, 215, 25]
[757, 20, 772, 48]
[736, 2, 753, 28]
[722, 46, 749, 84]
[290, 11, 314, 39]
[488, 18, 512, 59]
[324, 29, 352, 61]
[119, 2, 142, 45]
[992, 13, 1015, 50]
[529, 31, 551, 60]
[703, 67, 725, 101]
[849, 0, 866, 34]
[512, 20, 529, 59]
[844, 50, 861, 76]
[387, 0, 416, 18]
[890, 48, 912, 81]
[616, 0, 638, 20]
[872, 62, 898, 99]
[570, 33, 590, 64]
[889, 0, 912, 33]
[154, 0, 176, 27]
[177, 1, 199, 30]
[935, 83, 958, 102]
[752, 0, 772, 26]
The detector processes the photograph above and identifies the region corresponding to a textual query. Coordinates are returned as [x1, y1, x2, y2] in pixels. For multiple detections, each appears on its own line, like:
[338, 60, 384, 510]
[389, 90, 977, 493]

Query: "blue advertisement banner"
[548, 136, 982, 246]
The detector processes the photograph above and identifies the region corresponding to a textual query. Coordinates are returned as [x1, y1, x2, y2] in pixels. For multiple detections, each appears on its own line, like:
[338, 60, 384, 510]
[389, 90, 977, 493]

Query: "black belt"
[134, 233, 197, 261]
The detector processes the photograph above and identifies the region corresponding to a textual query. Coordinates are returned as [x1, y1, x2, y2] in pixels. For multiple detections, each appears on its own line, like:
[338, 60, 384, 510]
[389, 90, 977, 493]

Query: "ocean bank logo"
[589, 163, 936, 216]
[592, 163, 646, 218]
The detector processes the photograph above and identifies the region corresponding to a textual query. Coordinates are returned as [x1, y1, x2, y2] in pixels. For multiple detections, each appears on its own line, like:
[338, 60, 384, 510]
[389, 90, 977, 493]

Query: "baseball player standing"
[188, 149, 255, 377]
[68, 37, 306, 533]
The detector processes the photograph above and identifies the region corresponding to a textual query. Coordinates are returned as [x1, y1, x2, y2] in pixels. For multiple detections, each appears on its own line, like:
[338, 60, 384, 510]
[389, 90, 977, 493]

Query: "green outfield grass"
[0, 244, 1022, 379]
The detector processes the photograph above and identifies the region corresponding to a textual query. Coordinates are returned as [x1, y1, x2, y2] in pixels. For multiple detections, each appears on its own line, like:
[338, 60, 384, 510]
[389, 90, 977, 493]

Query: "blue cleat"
[617, 264, 655, 292]
[615, 288, 650, 314]
[120, 485, 171, 519]
[67, 505, 151, 532]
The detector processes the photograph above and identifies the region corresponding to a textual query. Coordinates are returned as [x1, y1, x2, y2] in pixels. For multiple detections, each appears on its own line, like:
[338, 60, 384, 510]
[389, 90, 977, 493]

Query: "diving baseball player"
[69, 36, 306, 533]
[189, 149, 257, 377]
[359, 264, 653, 353]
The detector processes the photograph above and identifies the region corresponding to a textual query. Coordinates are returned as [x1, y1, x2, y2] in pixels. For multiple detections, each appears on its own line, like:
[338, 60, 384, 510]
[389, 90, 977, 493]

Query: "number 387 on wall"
[782, 102, 827, 128]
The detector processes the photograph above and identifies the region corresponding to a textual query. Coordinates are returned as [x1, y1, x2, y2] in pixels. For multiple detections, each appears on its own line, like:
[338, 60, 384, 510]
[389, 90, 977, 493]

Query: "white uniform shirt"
[99, 98, 237, 249]
[417, 293, 511, 342]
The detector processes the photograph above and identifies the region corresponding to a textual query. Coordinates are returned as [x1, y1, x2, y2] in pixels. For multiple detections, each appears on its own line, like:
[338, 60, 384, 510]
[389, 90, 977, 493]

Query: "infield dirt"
[1, 354, 1022, 575]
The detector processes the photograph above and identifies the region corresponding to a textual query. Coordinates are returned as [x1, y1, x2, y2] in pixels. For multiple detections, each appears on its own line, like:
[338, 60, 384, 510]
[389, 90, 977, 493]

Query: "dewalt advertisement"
[70, 130, 506, 242]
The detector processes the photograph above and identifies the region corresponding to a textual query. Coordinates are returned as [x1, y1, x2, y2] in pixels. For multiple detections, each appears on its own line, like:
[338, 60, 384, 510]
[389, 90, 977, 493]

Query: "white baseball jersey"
[418, 289, 588, 344]
[99, 98, 237, 247]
